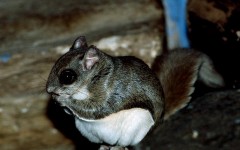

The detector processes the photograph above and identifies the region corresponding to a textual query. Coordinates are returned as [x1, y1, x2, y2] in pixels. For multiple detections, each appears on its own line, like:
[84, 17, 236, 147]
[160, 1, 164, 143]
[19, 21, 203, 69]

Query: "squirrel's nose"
[46, 87, 56, 94]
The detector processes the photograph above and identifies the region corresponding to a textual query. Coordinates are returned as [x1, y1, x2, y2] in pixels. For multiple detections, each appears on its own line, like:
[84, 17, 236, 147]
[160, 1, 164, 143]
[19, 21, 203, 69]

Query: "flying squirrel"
[46, 36, 224, 150]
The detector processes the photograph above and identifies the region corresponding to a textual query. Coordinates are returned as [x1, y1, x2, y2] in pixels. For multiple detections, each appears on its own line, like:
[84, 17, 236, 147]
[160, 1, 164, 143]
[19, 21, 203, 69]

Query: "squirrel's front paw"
[99, 145, 129, 150]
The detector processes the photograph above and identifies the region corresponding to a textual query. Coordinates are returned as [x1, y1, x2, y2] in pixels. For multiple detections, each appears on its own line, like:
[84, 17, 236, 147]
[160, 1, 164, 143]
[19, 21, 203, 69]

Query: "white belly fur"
[74, 108, 154, 146]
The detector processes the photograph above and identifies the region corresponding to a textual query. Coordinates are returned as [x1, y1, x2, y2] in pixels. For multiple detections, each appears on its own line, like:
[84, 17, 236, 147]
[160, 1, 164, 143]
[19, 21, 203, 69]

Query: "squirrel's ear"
[70, 36, 88, 51]
[81, 46, 100, 71]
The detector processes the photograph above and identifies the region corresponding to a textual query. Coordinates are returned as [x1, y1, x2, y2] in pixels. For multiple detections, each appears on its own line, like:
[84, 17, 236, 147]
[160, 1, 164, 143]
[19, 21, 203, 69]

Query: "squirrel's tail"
[151, 49, 224, 120]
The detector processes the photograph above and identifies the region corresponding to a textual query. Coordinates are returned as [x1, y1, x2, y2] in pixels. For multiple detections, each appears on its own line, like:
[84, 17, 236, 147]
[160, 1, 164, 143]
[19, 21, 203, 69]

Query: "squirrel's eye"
[59, 69, 77, 85]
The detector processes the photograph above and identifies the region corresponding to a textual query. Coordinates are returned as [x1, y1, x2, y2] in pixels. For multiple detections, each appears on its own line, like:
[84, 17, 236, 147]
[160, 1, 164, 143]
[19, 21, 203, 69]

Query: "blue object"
[162, 0, 190, 49]
[0, 52, 11, 63]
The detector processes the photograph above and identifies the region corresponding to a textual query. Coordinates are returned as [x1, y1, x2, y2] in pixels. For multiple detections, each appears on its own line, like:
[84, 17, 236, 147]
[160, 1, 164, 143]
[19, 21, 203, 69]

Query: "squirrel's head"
[46, 36, 112, 120]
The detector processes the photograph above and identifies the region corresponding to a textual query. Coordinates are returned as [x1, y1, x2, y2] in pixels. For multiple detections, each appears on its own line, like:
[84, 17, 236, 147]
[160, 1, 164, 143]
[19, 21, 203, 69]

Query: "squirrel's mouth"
[50, 95, 74, 116]
[51, 94, 58, 100]
[50, 93, 70, 102]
